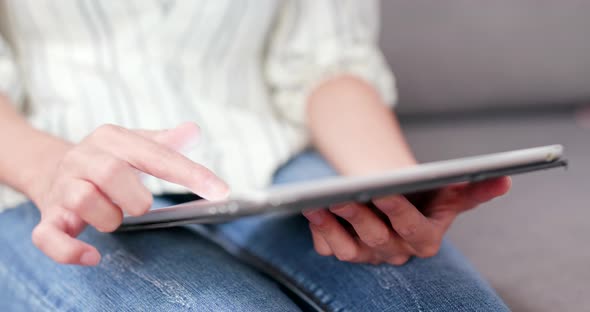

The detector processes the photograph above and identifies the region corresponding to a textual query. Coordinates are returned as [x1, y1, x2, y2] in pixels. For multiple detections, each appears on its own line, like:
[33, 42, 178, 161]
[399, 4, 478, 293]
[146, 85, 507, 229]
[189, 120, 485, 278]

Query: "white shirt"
[0, 0, 396, 209]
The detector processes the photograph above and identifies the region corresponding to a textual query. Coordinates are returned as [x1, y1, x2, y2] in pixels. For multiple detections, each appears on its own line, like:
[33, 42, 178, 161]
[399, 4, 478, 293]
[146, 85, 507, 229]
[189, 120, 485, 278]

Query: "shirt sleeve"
[0, 34, 23, 106]
[264, 0, 397, 125]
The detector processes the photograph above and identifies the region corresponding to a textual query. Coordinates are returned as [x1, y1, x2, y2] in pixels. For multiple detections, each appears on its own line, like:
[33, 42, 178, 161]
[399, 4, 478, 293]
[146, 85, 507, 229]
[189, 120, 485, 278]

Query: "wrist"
[7, 129, 71, 203]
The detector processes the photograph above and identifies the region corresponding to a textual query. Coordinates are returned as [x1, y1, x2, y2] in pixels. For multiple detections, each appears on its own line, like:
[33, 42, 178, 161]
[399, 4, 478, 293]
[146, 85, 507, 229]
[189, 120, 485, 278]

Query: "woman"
[0, 1, 511, 311]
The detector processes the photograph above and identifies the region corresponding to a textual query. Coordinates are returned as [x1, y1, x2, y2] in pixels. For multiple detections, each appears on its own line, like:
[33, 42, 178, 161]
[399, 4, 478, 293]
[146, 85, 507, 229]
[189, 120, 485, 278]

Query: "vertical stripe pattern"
[0, 0, 396, 209]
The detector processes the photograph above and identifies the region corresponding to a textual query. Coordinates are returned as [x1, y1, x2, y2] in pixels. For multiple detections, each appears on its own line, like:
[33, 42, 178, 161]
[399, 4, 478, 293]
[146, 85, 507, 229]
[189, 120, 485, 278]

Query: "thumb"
[134, 122, 201, 152]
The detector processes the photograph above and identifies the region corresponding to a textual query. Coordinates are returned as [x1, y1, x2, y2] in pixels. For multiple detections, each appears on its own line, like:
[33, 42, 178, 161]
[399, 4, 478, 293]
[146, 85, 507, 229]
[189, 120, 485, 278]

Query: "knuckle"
[370, 259, 384, 266]
[61, 149, 81, 165]
[336, 247, 359, 262]
[94, 124, 122, 138]
[313, 221, 331, 233]
[398, 223, 419, 238]
[96, 158, 126, 185]
[104, 157, 126, 175]
[66, 184, 96, 212]
[127, 194, 153, 217]
[388, 255, 410, 266]
[416, 244, 441, 258]
[364, 230, 391, 248]
[377, 196, 406, 215]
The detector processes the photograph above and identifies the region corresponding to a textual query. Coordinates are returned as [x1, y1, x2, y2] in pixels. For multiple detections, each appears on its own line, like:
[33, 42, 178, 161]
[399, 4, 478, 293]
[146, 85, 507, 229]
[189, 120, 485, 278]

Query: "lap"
[0, 200, 301, 312]
[0, 151, 510, 312]
[208, 150, 509, 311]
[211, 214, 508, 312]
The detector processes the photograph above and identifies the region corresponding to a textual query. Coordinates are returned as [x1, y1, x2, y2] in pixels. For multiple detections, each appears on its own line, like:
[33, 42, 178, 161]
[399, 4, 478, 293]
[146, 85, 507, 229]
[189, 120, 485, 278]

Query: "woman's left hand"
[303, 176, 511, 265]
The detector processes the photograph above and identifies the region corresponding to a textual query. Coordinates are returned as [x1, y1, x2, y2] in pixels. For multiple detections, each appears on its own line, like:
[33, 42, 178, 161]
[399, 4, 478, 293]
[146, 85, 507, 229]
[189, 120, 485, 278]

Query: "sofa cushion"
[380, 1, 590, 114]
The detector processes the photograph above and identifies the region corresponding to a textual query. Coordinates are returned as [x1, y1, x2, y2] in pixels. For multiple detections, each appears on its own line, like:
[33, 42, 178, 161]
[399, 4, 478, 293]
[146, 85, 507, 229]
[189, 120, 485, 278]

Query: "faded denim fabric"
[0, 151, 509, 311]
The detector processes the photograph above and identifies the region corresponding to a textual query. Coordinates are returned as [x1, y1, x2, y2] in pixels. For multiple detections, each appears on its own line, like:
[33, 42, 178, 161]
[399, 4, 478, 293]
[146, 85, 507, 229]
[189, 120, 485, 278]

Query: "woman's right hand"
[28, 122, 229, 266]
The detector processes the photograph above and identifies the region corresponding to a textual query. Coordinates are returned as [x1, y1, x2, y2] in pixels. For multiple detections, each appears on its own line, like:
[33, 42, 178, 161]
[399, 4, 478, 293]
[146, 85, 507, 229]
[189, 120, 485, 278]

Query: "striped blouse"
[0, 0, 396, 209]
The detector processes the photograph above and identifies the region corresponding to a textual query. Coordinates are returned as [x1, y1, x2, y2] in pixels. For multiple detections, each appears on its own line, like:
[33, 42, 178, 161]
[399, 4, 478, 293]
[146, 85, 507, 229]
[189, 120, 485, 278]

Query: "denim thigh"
[0, 199, 301, 312]
[206, 150, 510, 312]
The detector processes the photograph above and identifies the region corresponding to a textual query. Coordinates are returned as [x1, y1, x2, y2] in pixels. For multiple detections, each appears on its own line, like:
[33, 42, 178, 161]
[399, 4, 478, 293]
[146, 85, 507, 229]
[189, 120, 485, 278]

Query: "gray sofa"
[380, 2, 590, 311]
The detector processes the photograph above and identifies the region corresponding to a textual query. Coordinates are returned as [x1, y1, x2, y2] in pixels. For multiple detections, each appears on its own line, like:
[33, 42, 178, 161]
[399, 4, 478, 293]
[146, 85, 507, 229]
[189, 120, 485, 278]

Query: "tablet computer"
[118, 145, 567, 231]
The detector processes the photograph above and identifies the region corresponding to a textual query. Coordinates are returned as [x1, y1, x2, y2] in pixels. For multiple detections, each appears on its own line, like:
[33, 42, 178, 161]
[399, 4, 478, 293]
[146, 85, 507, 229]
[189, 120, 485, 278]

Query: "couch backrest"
[380, 1, 590, 115]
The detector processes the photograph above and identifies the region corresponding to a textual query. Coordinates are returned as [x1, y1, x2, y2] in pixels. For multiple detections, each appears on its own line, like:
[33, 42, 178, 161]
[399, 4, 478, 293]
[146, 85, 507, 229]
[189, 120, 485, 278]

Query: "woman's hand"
[303, 176, 511, 265]
[28, 122, 229, 266]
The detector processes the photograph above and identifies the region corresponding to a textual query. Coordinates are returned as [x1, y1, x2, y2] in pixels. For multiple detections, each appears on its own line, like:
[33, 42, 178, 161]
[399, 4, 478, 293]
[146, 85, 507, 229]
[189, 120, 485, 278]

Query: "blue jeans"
[0, 151, 509, 311]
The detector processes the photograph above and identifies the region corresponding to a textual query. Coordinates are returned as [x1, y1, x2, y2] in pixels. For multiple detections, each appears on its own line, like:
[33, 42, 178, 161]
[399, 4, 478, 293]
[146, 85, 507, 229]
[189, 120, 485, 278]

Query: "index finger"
[91, 125, 229, 200]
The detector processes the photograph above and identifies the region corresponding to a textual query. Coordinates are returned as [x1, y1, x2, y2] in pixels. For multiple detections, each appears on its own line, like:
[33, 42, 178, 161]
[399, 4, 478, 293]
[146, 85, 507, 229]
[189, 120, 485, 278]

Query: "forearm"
[306, 75, 416, 175]
[0, 94, 69, 198]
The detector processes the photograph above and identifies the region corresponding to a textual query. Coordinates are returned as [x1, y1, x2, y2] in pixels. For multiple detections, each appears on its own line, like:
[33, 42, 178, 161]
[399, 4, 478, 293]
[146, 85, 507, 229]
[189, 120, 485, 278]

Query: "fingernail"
[80, 251, 100, 266]
[203, 178, 230, 200]
[304, 210, 325, 225]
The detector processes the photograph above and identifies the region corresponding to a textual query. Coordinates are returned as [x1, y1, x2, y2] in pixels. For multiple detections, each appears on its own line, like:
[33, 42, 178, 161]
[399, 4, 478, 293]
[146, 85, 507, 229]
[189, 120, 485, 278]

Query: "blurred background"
[378, 1, 589, 311]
